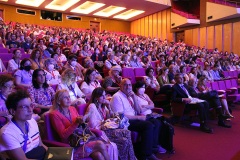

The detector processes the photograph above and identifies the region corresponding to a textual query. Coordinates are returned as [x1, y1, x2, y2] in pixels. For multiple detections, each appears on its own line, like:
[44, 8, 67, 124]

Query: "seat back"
[217, 81, 227, 90]
[76, 104, 88, 116]
[225, 79, 232, 89]
[230, 79, 238, 87]
[21, 54, 30, 59]
[122, 67, 136, 84]
[0, 53, 13, 61]
[134, 68, 146, 77]
[211, 81, 220, 90]
[233, 70, 238, 78]
[228, 71, 235, 78]
[44, 112, 61, 141]
[9, 48, 25, 54]
[222, 71, 229, 78]
[0, 48, 8, 53]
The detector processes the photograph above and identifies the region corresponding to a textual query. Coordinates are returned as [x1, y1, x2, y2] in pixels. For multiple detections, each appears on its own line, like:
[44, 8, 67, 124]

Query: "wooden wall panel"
[161, 10, 167, 40]
[192, 28, 199, 47]
[145, 16, 149, 37]
[148, 15, 153, 38]
[215, 25, 223, 51]
[152, 13, 157, 38]
[207, 26, 214, 49]
[166, 9, 172, 41]
[140, 18, 145, 36]
[184, 29, 193, 45]
[232, 22, 240, 54]
[200, 27, 207, 48]
[137, 19, 141, 35]
[157, 12, 162, 39]
[223, 23, 232, 52]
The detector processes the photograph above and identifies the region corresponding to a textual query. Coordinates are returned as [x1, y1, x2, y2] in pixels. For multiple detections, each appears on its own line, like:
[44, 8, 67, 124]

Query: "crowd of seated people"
[0, 20, 240, 159]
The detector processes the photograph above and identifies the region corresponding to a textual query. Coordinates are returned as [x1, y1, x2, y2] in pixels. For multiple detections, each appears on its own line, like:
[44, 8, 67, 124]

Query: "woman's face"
[14, 50, 22, 59]
[60, 92, 71, 108]
[1, 80, 14, 97]
[36, 71, 46, 85]
[88, 71, 96, 82]
[97, 91, 106, 104]
[35, 51, 40, 59]
[148, 69, 154, 77]
[24, 60, 32, 67]
[181, 67, 186, 73]
[112, 70, 120, 77]
[67, 76, 76, 86]
[56, 47, 61, 54]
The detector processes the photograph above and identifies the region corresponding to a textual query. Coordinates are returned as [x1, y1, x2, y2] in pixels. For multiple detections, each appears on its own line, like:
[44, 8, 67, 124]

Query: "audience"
[7, 48, 21, 73]
[49, 89, 114, 159]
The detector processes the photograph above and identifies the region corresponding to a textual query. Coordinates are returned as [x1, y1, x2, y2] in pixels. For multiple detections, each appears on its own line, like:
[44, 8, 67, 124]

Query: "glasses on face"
[123, 83, 132, 87]
[37, 73, 46, 77]
[3, 85, 15, 90]
[17, 104, 34, 111]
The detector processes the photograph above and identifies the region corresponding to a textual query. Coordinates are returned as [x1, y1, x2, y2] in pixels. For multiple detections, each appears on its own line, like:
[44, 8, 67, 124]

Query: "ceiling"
[0, 0, 171, 21]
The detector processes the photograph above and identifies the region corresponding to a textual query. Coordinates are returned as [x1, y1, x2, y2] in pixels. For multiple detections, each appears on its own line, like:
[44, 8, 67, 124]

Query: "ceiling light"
[45, 0, 80, 11]
[16, 0, 45, 7]
[114, 9, 145, 20]
[94, 6, 126, 17]
[71, 1, 105, 14]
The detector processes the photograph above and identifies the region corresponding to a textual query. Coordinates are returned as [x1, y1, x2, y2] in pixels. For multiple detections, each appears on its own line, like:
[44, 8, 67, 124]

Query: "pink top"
[49, 106, 79, 143]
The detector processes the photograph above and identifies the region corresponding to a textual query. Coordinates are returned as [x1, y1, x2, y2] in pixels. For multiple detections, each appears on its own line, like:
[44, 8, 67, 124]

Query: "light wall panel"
[184, 29, 193, 45]
[192, 28, 199, 47]
[215, 24, 223, 51]
[140, 18, 145, 36]
[223, 23, 232, 52]
[161, 10, 167, 40]
[152, 13, 157, 38]
[149, 15, 153, 38]
[232, 21, 240, 54]
[200, 27, 207, 48]
[207, 26, 214, 50]
[145, 16, 149, 37]
[157, 12, 162, 39]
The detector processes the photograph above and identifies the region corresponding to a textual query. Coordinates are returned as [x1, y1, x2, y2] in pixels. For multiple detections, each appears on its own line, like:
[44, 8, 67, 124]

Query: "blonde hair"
[61, 69, 76, 84]
[51, 89, 69, 111]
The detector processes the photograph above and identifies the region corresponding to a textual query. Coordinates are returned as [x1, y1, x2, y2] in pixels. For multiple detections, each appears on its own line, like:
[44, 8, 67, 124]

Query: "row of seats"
[209, 0, 240, 7]
[0, 47, 25, 54]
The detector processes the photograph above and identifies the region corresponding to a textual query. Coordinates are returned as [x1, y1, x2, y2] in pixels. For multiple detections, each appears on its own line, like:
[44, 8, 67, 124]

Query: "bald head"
[120, 78, 132, 95]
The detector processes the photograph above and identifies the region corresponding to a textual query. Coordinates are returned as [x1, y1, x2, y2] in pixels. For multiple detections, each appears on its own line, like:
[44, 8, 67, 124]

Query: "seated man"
[110, 78, 161, 160]
[171, 73, 213, 133]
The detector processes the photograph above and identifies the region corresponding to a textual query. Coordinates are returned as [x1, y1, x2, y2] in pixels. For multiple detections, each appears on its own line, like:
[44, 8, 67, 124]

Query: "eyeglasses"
[37, 73, 47, 77]
[17, 104, 34, 111]
[3, 85, 15, 90]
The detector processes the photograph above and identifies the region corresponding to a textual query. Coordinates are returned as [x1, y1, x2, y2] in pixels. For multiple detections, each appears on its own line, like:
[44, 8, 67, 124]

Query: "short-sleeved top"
[136, 94, 152, 115]
[27, 86, 55, 107]
[14, 69, 33, 85]
[80, 81, 101, 100]
[110, 91, 135, 116]
[7, 59, 20, 73]
[0, 118, 40, 154]
[45, 69, 61, 85]
[0, 95, 7, 113]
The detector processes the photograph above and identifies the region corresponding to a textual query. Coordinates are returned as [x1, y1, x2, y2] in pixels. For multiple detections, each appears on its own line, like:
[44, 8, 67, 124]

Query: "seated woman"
[27, 69, 55, 114]
[80, 68, 101, 100]
[179, 66, 189, 84]
[102, 66, 122, 96]
[129, 52, 142, 68]
[119, 54, 130, 68]
[14, 58, 33, 88]
[7, 48, 21, 73]
[0, 90, 47, 160]
[0, 58, 6, 73]
[157, 67, 170, 87]
[44, 58, 61, 85]
[30, 48, 44, 70]
[83, 58, 103, 80]
[141, 56, 152, 68]
[49, 89, 114, 160]
[133, 81, 167, 154]
[55, 46, 67, 63]
[57, 69, 86, 106]
[197, 76, 233, 118]
[144, 67, 160, 93]
[84, 87, 135, 160]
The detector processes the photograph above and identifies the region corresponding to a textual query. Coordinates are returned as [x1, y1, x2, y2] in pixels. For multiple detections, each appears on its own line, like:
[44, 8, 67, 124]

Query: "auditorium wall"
[0, 4, 130, 33]
[184, 21, 240, 54]
[130, 9, 174, 42]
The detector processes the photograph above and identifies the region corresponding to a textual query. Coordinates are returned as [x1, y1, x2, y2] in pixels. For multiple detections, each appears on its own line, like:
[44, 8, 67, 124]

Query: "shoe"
[218, 121, 232, 128]
[200, 125, 213, 133]
[227, 114, 234, 118]
[221, 115, 231, 120]
[157, 145, 166, 154]
[146, 154, 161, 160]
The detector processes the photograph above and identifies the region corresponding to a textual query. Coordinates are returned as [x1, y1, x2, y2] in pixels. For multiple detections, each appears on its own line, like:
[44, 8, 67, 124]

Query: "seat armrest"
[42, 140, 70, 147]
[171, 102, 186, 117]
[151, 108, 163, 114]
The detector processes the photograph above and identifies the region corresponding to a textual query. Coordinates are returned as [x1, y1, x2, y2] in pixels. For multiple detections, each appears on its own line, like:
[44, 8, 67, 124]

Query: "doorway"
[175, 31, 185, 43]
[90, 21, 100, 32]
